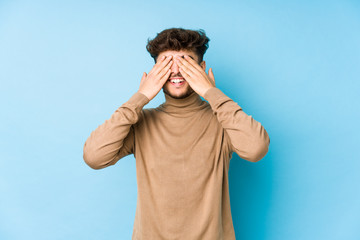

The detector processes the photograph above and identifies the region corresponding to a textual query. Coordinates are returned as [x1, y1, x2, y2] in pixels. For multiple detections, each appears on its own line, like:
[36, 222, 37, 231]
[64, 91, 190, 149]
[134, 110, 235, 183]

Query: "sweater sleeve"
[83, 92, 149, 169]
[204, 87, 270, 162]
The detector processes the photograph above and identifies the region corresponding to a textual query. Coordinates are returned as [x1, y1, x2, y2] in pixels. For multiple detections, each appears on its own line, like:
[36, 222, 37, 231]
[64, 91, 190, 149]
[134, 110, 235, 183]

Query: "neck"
[159, 91, 207, 115]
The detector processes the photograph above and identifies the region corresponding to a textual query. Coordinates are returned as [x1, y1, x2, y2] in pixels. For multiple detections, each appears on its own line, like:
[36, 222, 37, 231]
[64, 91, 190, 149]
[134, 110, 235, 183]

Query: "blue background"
[1, 0, 359, 239]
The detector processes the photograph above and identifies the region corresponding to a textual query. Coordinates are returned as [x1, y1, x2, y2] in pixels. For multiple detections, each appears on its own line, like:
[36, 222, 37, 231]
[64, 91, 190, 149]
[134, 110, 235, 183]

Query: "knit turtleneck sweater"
[83, 87, 270, 240]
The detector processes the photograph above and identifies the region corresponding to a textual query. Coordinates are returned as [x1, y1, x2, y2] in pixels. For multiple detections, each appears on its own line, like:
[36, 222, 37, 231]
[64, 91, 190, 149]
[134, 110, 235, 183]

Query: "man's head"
[146, 28, 210, 99]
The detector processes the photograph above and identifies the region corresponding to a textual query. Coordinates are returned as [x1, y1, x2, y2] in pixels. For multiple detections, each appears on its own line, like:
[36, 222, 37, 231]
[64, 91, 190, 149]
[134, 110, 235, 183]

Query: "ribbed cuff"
[204, 87, 229, 106]
[122, 92, 150, 112]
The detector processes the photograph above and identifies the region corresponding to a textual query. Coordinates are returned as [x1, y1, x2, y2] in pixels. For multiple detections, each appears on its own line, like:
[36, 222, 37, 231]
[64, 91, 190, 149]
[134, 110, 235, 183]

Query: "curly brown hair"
[146, 28, 210, 63]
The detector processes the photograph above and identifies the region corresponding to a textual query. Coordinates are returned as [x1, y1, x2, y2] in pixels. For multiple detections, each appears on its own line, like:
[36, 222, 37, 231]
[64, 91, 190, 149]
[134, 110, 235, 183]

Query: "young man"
[83, 28, 270, 240]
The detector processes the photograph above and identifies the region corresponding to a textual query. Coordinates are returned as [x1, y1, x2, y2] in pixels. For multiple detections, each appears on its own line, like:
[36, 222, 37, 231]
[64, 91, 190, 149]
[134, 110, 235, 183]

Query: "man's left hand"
[176, 55, 216, 98]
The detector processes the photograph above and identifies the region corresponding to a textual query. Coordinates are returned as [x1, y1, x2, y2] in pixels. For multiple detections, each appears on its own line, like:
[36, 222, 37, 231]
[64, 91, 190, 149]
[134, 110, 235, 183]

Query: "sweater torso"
[83, 88, 270, 240]
[131, 92, 235, 240]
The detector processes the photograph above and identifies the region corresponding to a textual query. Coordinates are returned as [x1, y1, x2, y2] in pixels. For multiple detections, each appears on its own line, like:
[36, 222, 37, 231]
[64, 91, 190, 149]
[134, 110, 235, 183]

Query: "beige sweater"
[83, 87, 270, 240]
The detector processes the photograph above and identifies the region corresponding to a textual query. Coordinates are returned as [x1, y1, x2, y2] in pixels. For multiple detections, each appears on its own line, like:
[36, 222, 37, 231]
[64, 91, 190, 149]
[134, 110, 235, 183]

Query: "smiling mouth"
[168, 77, 185, 86]
[169, 77, 185, 83]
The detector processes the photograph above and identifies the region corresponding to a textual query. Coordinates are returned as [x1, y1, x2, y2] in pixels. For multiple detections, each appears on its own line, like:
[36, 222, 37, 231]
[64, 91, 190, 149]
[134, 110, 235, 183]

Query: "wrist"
[203, 87, 218, 100]
[138, 90, 153, 101]
[201, 86, 216, 98]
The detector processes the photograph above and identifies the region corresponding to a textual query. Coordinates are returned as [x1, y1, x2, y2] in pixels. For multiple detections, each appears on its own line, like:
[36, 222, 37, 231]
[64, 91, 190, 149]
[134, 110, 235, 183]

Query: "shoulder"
[136, 107, 163, 125]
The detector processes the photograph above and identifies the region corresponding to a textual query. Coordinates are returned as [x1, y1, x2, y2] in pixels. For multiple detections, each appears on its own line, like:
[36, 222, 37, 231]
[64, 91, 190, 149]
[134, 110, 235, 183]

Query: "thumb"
[208, 68, 215, 86]
[140, 72, 147, 83]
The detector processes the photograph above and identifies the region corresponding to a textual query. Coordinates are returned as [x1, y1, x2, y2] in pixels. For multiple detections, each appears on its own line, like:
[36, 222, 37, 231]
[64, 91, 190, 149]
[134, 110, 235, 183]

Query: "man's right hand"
[138, 55, 173, 101]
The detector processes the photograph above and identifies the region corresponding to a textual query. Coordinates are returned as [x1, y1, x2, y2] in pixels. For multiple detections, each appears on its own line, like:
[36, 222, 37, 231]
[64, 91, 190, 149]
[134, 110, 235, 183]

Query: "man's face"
[157, 50, 205, 99]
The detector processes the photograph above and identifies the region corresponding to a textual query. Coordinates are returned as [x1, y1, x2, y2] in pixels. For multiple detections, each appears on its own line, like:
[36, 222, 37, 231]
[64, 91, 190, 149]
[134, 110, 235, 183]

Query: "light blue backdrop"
[1, 0, 359, 239]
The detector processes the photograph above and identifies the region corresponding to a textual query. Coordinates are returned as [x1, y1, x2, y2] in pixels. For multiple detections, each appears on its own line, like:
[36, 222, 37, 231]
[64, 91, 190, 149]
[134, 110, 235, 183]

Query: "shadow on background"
[229, 151, 274, 240]
[213, 56, 275, 239]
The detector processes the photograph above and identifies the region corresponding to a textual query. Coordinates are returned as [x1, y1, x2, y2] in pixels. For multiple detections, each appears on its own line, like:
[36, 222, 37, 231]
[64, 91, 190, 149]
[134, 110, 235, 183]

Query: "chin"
[163, 88, 194, 99]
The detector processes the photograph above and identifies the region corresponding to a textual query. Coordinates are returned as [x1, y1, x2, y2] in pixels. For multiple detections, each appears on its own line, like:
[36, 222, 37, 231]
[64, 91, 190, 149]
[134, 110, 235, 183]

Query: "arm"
[83, 92, 149, 169]
[83, 55, 173, 169]
[204, 87, 270, 162]
[176, 55, 270, 162]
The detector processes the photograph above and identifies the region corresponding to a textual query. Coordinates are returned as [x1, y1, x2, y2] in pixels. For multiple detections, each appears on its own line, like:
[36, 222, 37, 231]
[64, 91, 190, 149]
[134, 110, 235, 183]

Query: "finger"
[177, 57, 207, 82]
[208, 68, 215, 85]
[147, 55, 167, 76]
[155, 55, 166, 65]
[176, 57, 196, 77]
[159, 68, 172, 84]
[152, 55, 172, 74]
[140, 72, 147, 84]
[153, 59, 172, 81]
[156, 60, 173, 80]
[179, 67, 192, 83]
[182, 55, 205, 73]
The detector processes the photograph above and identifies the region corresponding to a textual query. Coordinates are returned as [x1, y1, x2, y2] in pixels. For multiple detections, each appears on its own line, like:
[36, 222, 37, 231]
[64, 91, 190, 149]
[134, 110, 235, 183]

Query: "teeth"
[170, 79, 184, 83]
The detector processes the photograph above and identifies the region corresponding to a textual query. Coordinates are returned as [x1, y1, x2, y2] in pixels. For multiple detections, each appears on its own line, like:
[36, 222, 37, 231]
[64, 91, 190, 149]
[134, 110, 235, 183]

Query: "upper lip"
[169, 77, 184, 80]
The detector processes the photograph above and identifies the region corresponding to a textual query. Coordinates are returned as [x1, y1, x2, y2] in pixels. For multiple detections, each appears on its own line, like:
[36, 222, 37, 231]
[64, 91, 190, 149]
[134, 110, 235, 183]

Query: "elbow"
[83, 143, 119, 170]
[247, 144, 269, 162]
[249, 136, 270, 162]
[83, 143, 106, 170]
[249, 128, 271, 162]
[237, 135, 270, 163]
[83, 151, 103, 170]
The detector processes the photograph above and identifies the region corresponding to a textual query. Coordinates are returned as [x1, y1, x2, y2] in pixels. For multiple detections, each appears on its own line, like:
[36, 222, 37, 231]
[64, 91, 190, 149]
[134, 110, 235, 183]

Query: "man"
[83, 28, 270, 240]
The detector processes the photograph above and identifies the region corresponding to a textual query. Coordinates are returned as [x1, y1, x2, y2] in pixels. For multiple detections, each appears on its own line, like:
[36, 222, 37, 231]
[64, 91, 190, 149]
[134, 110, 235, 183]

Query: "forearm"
[83, 92, 149, 169]
[204, 87, 270, 162]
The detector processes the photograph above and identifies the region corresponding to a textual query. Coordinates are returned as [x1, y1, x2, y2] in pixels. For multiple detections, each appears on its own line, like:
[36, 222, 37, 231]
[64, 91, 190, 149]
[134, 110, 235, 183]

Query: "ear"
[200, 61, 206, 71]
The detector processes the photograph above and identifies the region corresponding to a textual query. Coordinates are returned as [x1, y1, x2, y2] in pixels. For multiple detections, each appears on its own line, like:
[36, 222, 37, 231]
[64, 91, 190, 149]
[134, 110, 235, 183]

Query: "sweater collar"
[159, 91, 206, 114]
